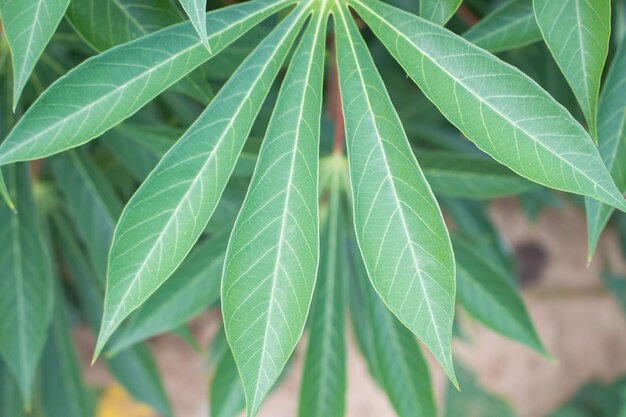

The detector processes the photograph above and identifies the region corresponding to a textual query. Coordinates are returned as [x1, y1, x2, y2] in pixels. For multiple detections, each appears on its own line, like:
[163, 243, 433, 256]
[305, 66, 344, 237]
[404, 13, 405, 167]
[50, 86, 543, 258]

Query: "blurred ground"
[76, 198, 626, 417]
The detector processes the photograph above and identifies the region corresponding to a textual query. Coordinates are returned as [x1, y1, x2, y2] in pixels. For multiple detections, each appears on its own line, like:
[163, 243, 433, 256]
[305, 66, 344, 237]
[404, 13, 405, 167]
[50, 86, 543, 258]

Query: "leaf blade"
[222, 6, 328, 414]
[534, 0, 611, 140]
[335, 4, 457, 383]
[0, 0, 294, 166]
[351, 0, 626, 212]
[179, 0, 211, 51]
[419, 0, 461, 25]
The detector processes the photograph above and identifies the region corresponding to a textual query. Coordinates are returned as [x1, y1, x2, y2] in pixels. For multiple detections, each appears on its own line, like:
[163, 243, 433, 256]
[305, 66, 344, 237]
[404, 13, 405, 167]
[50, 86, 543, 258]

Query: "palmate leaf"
[351, 0, 626, 212]
[534, 0, 611, 140]
[585, 37, 626, 259]
[94, 1, 308, 360]
[335, 3, 457, 383]
[179, 0, 211, 51]
[419, 0, 461, 25]
[0, 164, 54, 406]
[222, 4, 328, 415]
[349, 232, 437, 417]
[0, 0, 295, 166]
[463, 0, 542, 53]
[298, 156, 347, 417]
[453, 237, 546, 354]
[0, 0, 70, 108]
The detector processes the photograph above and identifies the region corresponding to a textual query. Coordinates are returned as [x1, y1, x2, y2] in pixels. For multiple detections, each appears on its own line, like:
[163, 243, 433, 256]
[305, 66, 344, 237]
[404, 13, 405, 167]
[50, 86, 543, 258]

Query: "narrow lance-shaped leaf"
[179, 0, 211, 52]
[453, 237, 547, 354]
[351, 0, 626, 212]
[0, 361, 26, 417]
[0, 0, 70, 108]
[298, 155, 347, 417]
[0, 0, 295, 166]
[0, 164, 53, 406]
[210, 330, 246, 417]
[334, 4, 457, 384]
[534, 0, 611, 140]
[463, 0, 542, 53]
[419, 0, 461, 25]
[348, 233, 437, 417]
[585, 37, 626, 259]
[95, 2, 310, 359]
[222, 5, 328, 415]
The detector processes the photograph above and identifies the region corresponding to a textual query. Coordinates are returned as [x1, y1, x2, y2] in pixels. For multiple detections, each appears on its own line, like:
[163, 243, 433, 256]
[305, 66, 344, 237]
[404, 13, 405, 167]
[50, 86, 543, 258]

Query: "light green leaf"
[51, 150, 122, 281]
[52, 212, 173, 417]
[95, 2, 310, 361]
[349, 236, 437, 417]
[351, 0, 626, 212]
[419, 149, 537, 199]
[298, 156, 347, 417]
[0, 0, 295, 166]
[222, 6, 327, 415]
[453, 237, 547, 354]
[419, 0, 461, 25]
[0, 0, 70, 108]
[335, 3, 457, 384]
[179, 0, 211, 51]
[534, 0, 610, 140]
[0, 164, 53, 406]
[210, 334, 246, 417]
[41, 286, 94, 417]
[0, 361, 26, 417]
[585, 38, 626, 259]
[108, 232, 227, 355]
[463, 0, 541, 53]
[0, 168, 14, 212]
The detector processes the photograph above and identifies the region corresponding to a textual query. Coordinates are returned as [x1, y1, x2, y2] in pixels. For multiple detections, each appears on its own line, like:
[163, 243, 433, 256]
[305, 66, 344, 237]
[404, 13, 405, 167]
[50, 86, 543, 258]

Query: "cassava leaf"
[0, 0, 295, 166]
[95, 2, 310, 361]
[453, 237, 546, 354]
[585, 37, 626, 259]
[222, 5, 328, 415]
[0, 361, 25, 417]
[0, 0, 70, 108]
[210, 337, 246, 417]
[349, 235, 437, 417]
[351, 0, 626, 212]
[463, 0, 541, 53]
[419, 149, 537, 199]
[108, 232, 228, 355]
[335, 3, 457, 383]
[179, 0, 211, 51]
[298, 156, 347, 417]
[0, 164, 54, 406]
[419, 0, 461, 25]
[534, 0, 611, 140]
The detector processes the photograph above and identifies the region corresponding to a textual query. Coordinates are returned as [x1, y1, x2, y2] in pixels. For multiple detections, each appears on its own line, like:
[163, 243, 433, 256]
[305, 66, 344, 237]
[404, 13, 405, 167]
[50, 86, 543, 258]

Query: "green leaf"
[348, 236, 437, 417]
[453, 237, 547, 354]
[419, 149, 537, 199]
[534, 0, 611, 140]
[95, 2, 310, 361]
[52, 212, 173, 417]
[51, 150, 123, 281]
[445, 364, 516, 417]
[41, 287, 94, 417]
[108, 232, 228, 355]
[210, 334, 246, 417]
[419, 0, 461, 25]
[179, 0, 211, 51]
[298, 156, 347, 417]
[585, 38, 626, 259]
[0, 0, 70, 108]
[0, 360, 26, 417]
[222, 6, 327, 415]
[463, 0, 541, 53]
[351, 0, 626, 212]
[0, 0, 294, 166]
[335, 3, 457, 384]
[0, 164, 53, 406]
[602, 271, 626, 314]
[0, 170, 14, 212]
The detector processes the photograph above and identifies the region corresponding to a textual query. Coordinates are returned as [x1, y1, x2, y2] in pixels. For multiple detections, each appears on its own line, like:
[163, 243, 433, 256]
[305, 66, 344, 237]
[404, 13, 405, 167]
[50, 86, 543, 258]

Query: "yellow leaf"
[96, 384, 155, 417]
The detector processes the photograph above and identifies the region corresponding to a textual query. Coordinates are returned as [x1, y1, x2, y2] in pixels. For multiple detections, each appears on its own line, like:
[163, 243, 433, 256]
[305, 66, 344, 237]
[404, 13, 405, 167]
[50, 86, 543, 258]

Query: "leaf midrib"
[353, 0, 621, 206]
[336, 4, 448, 367]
